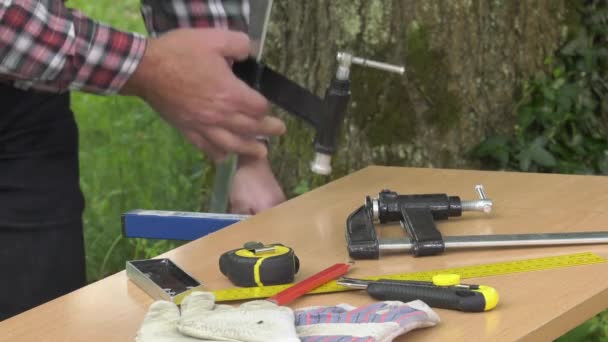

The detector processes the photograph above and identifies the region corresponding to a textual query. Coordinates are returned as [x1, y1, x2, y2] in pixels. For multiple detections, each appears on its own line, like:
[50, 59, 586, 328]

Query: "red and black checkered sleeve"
[140, 0, 249, 36]
[0, 0, 147, 94]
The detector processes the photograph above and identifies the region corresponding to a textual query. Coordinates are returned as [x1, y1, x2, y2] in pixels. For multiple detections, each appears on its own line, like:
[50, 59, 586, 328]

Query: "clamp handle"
[335, 52, 405, 80]
[233, 53, 404, 176]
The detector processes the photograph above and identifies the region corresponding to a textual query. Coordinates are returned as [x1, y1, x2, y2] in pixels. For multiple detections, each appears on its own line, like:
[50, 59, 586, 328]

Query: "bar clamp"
[346, 185, 493, 259]
[233, 52, 404, 175]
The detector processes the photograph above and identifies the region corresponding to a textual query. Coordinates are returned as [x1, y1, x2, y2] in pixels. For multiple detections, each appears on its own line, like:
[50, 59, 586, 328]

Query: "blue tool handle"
[366, 281, 486, 312]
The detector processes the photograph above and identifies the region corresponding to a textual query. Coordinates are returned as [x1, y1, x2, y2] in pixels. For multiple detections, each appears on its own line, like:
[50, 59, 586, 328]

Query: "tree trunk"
[263, 0, 572, 195]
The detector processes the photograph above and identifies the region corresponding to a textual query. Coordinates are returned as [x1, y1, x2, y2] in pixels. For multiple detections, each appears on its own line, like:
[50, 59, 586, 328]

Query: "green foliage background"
[473, 1, 608, 341]
[473, 1, 608, 176]
[65, 0, 607, 340]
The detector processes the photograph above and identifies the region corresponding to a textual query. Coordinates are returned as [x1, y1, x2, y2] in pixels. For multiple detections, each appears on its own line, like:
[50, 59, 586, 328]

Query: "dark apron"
[0, 84, 86, 320]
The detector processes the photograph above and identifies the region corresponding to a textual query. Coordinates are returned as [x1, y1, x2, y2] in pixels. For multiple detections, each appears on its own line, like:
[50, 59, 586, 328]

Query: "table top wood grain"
[2, 166, 608, 342]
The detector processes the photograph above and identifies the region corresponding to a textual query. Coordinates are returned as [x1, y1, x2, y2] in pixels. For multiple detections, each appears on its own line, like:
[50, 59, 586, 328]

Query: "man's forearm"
[0, 0, 146, 94]
[0, 1, 250, 95]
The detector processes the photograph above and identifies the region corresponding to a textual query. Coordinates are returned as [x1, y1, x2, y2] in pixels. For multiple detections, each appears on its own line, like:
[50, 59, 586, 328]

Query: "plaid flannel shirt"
[0, 0, 248, 95]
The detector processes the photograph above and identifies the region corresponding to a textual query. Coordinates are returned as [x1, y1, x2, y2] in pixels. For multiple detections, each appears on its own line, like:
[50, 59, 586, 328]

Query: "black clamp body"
[347, 189, 462, 259]
[232, 58, 350, 158]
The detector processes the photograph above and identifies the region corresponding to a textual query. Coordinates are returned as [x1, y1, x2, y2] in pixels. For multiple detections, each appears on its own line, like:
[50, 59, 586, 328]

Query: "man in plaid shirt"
[0, 0, 286, 320]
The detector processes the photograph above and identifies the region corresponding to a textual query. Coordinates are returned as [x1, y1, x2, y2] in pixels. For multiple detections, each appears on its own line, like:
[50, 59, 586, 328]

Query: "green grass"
[66, 0, 208, 281]
[74, 94, 208, 281]
[67, 0, 144, 33]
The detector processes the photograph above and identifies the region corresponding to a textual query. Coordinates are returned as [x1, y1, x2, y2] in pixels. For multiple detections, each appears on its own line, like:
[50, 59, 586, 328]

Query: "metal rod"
[252, 246, 276, 254]
[461, 185, 493, 213]
[475, 184, 488, 200]
[209, 2, 273, 213]
[460, 199, 493, 213]
[208, 154, 238, 213]
[350, 56, 405, 75]
[336, 277, 371, 289]
[379, 231, 608, 252]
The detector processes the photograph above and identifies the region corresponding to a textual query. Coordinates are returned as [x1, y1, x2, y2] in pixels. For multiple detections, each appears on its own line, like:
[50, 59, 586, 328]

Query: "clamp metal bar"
[379, 231, 608, 252]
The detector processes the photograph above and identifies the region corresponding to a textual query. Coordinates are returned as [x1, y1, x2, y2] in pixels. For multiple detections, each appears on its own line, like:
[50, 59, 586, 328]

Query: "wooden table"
[2, 166, 608, 341]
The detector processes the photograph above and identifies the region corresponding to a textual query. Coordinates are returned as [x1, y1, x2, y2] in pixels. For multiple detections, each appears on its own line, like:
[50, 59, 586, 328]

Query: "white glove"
[136, 299, 199, 342]
[294, 300, 440, 342]
[136, 292, 299, 342]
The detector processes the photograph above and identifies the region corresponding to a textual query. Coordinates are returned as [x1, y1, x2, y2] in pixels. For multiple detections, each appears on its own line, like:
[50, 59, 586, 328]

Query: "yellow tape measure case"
[219, 243, 300, 287]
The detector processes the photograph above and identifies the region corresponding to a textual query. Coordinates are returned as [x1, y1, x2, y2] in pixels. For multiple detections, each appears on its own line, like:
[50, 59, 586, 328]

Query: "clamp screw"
[475, 184, 488, 200]
[461, 184, 493, 214]
[335, 52, 405, 80]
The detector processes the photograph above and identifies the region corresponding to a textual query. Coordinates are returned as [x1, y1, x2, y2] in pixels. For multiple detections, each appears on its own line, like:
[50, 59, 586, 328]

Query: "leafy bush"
[473, 1, 608, 340]
[473, 0, 608, 175]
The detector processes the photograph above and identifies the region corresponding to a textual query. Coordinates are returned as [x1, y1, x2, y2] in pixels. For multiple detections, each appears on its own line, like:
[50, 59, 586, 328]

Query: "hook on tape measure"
[219, 241, 300, 287]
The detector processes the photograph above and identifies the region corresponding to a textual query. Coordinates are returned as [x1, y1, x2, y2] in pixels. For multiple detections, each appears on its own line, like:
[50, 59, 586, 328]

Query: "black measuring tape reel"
[219, 242, 300, 287]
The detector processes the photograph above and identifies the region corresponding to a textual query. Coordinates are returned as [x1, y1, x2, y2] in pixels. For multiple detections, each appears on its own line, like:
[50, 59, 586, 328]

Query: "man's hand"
[120, 28, 286, 161]
[230, 155, 286, 214]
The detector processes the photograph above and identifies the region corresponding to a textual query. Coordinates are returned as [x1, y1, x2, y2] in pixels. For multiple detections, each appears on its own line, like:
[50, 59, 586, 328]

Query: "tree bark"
[263, 0, 571, 194]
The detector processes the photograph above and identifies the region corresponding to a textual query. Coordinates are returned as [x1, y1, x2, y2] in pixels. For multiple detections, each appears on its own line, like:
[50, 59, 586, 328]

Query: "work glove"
[294, 300, 440, 342]
[135, 291, 299, 342]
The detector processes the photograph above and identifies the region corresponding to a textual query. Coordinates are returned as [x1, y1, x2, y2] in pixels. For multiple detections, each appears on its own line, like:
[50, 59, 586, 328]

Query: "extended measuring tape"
[211, 252, 606, 302]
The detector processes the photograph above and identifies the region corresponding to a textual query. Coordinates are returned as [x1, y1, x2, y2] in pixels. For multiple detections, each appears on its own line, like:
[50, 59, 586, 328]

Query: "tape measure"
[212, 251, 606, 302]
[219, 242, 300, 287]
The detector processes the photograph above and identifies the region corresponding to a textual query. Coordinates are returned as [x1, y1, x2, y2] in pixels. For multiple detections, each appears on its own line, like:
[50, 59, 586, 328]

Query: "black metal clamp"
[232, 53, 404, 175]
[346, 185, 493, 259]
